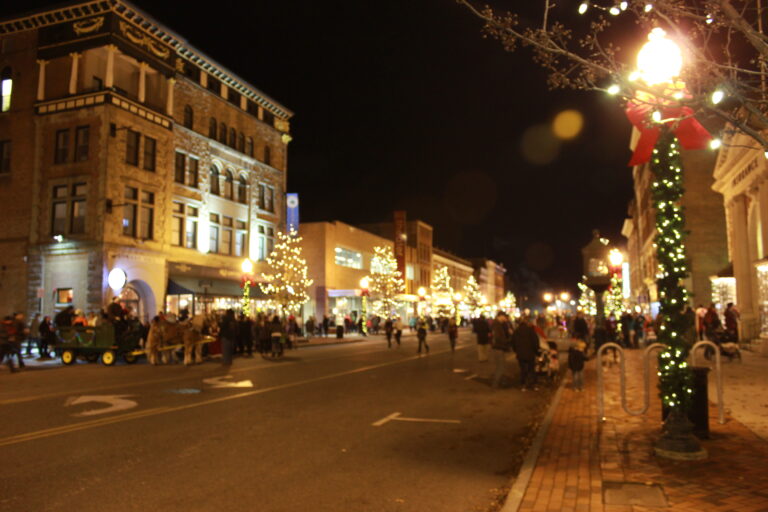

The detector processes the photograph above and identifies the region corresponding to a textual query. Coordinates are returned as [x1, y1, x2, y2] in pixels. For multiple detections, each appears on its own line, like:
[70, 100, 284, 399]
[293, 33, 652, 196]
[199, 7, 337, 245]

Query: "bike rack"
[690, 340, 726, 425]
[596, 342, 666, 422]
[596, 341, 727, 425]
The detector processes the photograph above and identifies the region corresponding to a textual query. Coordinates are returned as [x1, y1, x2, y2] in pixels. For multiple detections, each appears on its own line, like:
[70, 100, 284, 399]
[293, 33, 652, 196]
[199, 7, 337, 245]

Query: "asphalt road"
[0, 330, 558, 512]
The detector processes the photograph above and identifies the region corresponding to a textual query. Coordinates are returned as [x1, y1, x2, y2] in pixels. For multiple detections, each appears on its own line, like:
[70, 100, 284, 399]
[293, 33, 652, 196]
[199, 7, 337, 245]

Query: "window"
[266, 186, 274, 212]
[209, 166, 220, 195]
[229, 127, 236, 148]
[263, 110, 275, 127]
[54, 129, 69, 164]
[209, 213, 220, 253]
[235, 220, 247, 257]
[126, 130, 140, 166]
[237, 175, 247, 204]
[221, 216, 233, 255]
[0, 140, 10, 174]
[223, 170, 234, 200]
[171, 202, 198, 248]
[174, 152, 186, 184]
[74, 126, 89, 162]
[258, 183, 266, 209]
[335, 247, 363, 269]
[266, 227, 274, 255]
[246, 137, 254, 157]
[228, 89, 240, 107]
[238, 132, 244, 153]
[122, 186, 154, 240]
[209, 117, 217, 139]
[52, 182, 87, 236]
[55, 288, 73, 305]
[257, 225, 266, 261]
[1, 67, 11, 112]
[188, 158, 199, 188]
[219, 122, 227, 143]
[264, 145, 272, 166]
[183, 105, 193, 129]
[143, 136, 156, 171]
[207, 75, 219, 95]
[406, 264, 415, 280]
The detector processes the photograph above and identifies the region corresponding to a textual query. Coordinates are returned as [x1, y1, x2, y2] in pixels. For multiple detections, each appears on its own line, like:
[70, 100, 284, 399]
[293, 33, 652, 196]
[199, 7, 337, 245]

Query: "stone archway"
[120, 279, 155, 323]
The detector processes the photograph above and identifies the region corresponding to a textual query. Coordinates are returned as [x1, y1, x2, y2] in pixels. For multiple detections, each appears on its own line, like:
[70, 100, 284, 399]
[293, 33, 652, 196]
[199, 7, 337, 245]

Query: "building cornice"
[0, 0, 293, 119]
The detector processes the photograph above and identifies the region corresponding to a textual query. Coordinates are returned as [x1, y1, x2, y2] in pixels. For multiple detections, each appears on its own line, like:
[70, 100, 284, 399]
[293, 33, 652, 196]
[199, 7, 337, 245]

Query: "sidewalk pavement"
[508, 346, 768, 512]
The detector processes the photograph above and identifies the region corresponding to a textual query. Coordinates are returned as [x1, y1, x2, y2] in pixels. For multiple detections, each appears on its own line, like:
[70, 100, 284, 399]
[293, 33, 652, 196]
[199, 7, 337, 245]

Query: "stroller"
[706, 328, 741, 362]
[534, 341, 560, 384]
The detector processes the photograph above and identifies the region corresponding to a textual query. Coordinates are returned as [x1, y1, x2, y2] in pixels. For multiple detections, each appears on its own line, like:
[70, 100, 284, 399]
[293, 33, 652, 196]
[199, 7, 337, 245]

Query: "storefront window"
[756, 267, 768, 336]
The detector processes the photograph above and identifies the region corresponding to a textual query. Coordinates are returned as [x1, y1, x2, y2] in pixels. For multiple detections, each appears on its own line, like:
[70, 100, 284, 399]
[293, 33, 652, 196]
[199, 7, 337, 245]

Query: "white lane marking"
[65, 395, 138, 417]
[203, 375, 254, 388]
[372, 412, 461, 427]
[464, 373, 478, 381]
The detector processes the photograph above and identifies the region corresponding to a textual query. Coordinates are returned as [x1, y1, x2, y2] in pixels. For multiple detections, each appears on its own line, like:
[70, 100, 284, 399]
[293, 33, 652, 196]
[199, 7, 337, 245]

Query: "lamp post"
[581, 230, 611, 344]
[453, 292, 462, 326]
[360, 276, 370, 336]
[241, 258, 254, 317]
[417, 286, 427, 320]
[618, 28, 706, 459]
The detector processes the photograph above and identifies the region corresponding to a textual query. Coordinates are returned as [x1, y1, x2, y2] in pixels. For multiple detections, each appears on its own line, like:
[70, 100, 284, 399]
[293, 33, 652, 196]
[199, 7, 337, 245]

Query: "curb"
[501, 376, 566, 512]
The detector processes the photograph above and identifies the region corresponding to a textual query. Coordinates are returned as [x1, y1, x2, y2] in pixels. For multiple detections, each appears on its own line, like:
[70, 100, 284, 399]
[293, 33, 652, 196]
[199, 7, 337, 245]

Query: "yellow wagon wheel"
[61, 349, 76, 365]
[101, 350, 116, 366]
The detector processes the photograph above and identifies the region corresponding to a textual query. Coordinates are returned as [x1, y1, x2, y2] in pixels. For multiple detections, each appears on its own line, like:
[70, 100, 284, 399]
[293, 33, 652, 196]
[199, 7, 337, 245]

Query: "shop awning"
[167, 276, 269, 299]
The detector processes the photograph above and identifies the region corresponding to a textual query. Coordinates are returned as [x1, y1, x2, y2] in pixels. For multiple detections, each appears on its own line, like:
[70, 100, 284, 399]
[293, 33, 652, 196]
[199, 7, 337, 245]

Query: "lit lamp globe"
[453, 292, 462, 302]
[108, 268, 127, 292]
[542, 292, 554, 303]
[608, 248, 624, 268]
[636, 28, 682, 86]
[417, 287, 427, 299]
[560, 292, 570, 302]
[241, 258, 254, 274]
[360, 276, 370, 290]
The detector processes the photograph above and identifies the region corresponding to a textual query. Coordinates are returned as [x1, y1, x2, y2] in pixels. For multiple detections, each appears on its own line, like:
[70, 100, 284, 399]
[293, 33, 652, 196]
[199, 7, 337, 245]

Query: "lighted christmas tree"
[431, 265, 454, 318]
[462, 275, 484, 318]
[577, 277, 597, 316]
[604, 272, 625, 317]
[367, 246, 405, 318]
[260, 230, 313, 314]
[500, 291, 516, 317]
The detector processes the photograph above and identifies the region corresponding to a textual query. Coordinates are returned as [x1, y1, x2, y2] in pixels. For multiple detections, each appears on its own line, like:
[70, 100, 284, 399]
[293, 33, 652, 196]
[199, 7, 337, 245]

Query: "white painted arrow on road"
[203, 375, 254, 388]
[65, 395, 138, 417]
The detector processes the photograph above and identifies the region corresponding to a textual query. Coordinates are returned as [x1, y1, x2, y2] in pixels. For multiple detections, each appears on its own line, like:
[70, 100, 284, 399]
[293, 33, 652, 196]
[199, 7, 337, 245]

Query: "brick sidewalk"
[516, 349, 768, 512]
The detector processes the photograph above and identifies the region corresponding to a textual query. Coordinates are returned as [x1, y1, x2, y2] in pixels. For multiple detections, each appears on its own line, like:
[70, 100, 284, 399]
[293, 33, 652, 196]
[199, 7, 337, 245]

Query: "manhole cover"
[168, 388, 202, 394]
[603, 481, 667, 507]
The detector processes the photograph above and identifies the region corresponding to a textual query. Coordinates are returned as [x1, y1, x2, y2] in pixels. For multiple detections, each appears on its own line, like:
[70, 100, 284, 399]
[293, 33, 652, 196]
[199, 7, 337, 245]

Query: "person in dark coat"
[568, 340, 587, 391]
[54, 306, 75, 328]
[490, 312, 511, 388]
[219, 309, 237, 366]
[37, 316, 55, 359]
[384, 318, 394, 348]
[237, 314, 253, 356]
[512, 316, 540, 391]
[473, 315, 491, 362]
[416, 318, 429, 354]
[572, 312, 589, 341]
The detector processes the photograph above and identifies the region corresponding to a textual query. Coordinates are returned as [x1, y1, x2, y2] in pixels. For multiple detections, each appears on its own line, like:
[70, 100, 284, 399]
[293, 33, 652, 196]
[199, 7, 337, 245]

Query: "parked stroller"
[705, 328, 741, 362]
[534, 341, 560, 384]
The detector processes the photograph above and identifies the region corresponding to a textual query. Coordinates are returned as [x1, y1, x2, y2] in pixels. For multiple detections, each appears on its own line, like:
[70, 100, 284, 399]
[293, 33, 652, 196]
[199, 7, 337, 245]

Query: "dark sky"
[3, 0, 636, 297]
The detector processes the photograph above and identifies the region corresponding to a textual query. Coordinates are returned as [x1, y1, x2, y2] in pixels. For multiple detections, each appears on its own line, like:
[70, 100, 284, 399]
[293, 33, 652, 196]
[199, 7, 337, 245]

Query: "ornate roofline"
[0, 0, 293, 118]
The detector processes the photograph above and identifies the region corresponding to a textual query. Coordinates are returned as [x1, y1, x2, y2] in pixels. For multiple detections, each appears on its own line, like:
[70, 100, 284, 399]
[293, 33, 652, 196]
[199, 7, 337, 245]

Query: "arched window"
[237, 133, 245, 153]
[183, 105, 194, 129]
[246, 137, 254, 157]
[237, 175, 247, 204]
[209, 166, 220, 195]
[229, 127, 236, 147]
[263, 145, 272, 166]
[1, 67, 12, 113]
[208, 117, 217, 139]
[223, 170, 234, 199]
[219, 122, 227, 143]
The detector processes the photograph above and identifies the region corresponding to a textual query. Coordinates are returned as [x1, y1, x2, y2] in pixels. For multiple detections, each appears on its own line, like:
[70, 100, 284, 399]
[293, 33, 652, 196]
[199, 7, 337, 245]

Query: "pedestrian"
[219, 309, 237, 366]
[448, 316, 458, 352]
[473, 314, 491, 362]
[572, 311, 589, 342]
[393, 316, 403, 346]
[54, 306, 75, 328]
[322, 315, 330, 337]
[633, 311, 645, 348]
[269, 315, 284, 358]
[620, 311, 633, 348]
[306, 315, 316, 338]
[10, 313, 27, 369]
[237, 314, 253, 356]
[490, 311, 511, 388]
[384, 317, 394, 348]
[0, 316, 19, 372]
[703, 304, 721, 340]
[27, 313, 41, 356]
[724, 302, 740, 341]
[695, 304, 707, 341]
[568, 340, 587, 391]
[38, 315, 55, 359]
[416, 318, 429, 354]
[512, 316, 539, 391]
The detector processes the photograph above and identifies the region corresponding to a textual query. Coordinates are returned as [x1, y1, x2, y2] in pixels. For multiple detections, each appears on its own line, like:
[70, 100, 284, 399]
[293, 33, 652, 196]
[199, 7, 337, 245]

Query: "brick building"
[0, 1, 290, 320]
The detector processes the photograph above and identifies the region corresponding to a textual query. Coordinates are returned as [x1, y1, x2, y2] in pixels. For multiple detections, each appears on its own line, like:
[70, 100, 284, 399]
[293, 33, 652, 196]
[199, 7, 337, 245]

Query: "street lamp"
[417, 286, 427, 320]
[608, 248, 624, 269]
[581, 229, 611, 338]
[360, 276, 370, 335]
[241, 258, 254, 317]
[453, 292, 462, 325]
[559, 292, 570, 302]
[542, 292, 554, 304]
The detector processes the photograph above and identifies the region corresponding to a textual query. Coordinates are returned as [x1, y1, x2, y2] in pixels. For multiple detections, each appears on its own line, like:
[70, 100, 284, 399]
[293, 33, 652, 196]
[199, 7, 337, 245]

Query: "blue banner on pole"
[286, 193, 299, 234]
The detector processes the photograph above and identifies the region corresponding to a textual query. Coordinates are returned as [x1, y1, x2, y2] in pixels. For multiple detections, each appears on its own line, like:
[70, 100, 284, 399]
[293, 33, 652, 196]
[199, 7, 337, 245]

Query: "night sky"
[2, 0, 637, 299]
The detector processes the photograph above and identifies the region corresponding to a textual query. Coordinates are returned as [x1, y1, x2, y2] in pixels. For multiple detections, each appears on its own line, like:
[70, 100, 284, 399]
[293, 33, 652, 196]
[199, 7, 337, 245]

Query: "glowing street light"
[542, 292, 554, 304]
[636, 28, 682, 86]
[360, 276, 370, 335]
[241, 258, 254, 317]
[560, 292, 570, 302]
[608, 248, 624, 268]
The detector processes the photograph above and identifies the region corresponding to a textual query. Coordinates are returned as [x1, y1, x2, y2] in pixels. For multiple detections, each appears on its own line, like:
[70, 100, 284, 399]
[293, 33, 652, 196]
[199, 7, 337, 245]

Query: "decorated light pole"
[241, 258, 254, 317]
[417, 286, 427, 320]
[620, 28, 710, 459]
[360, 276, 370, 335]
[453, 292, 463, 325]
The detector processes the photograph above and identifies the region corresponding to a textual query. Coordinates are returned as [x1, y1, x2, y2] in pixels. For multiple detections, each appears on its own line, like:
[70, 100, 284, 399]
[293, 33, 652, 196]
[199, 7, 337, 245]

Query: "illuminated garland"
[260, 230, 313, 314]
[651, 130, 693, 411]
[242, 280, 251, 317]
[578, 277, 597, 315]
[605, 272, 625, 316]
[367, 246, 405, 318]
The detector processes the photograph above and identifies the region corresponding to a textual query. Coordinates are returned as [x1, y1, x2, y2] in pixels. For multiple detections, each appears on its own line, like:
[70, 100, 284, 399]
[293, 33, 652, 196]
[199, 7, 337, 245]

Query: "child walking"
[568, 340, 587, 392]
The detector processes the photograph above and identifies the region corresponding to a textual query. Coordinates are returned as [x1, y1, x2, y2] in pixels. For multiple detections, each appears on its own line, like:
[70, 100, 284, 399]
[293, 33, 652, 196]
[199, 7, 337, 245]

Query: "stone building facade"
[0, 1, 290, 321]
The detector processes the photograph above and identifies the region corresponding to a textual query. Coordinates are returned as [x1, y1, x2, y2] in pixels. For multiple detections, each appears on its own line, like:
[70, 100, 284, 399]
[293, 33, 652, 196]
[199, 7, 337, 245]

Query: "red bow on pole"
[625, 101, 711, 166]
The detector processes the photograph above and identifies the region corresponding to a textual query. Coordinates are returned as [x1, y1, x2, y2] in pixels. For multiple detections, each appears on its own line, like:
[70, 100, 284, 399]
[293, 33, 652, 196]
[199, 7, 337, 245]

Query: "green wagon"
[55, 322, 144, 366]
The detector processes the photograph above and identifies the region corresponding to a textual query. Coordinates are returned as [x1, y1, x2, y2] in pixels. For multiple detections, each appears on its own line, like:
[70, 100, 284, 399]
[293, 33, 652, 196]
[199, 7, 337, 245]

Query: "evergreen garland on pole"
[651, 130, 694, 412]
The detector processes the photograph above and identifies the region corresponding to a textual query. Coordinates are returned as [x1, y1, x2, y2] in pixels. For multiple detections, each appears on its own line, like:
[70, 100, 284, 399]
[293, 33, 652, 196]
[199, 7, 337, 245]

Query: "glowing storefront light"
[108, 267, 127, 291]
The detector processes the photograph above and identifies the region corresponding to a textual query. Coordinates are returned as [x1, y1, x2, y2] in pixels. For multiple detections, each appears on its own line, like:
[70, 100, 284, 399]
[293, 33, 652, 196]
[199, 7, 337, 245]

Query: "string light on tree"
[259, 230, 313, 315]
[366, 246, 405, 318]
[431, 265, 455, 318]
[578, 276, 597, 315]
[462, 275, 485, 318]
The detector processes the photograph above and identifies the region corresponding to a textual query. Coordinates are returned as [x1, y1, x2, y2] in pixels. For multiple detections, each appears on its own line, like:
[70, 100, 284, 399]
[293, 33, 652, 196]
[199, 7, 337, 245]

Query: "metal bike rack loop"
[690, 340, 726, 425]
[596, 342, 666, 422]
